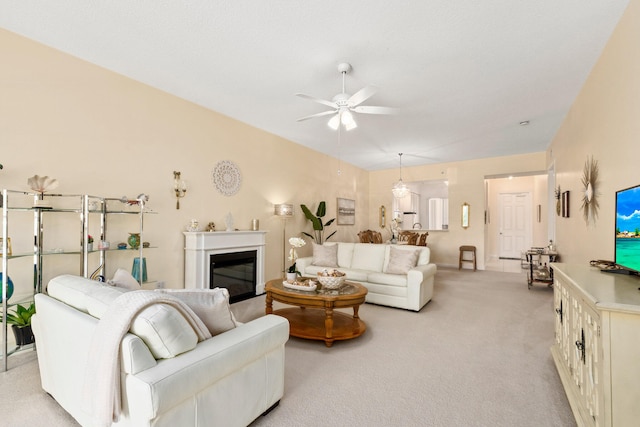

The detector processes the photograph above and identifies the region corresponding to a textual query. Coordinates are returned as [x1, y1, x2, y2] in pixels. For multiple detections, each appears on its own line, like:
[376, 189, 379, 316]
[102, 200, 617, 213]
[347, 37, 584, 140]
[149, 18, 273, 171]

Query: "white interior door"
[499, 192, 532, 259]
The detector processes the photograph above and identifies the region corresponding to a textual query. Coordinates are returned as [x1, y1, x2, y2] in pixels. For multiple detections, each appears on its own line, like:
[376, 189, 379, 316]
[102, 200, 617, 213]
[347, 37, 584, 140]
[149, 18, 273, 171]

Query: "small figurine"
[205, 222, 216, 232]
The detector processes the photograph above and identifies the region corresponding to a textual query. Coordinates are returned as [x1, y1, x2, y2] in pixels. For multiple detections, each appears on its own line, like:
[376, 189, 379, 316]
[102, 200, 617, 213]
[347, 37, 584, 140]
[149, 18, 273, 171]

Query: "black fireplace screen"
[209, 250, 257, 303]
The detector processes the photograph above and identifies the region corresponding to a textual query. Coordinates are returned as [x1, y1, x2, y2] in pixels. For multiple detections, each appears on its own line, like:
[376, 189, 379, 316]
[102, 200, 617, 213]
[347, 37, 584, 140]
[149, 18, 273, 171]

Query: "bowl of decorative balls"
[317, 269, 346, 290]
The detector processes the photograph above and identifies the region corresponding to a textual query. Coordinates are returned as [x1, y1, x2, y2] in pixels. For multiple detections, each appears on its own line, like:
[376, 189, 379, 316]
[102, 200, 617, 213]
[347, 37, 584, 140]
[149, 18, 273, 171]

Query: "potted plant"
[87, 234, 94, 251]
[1, 302, 36, 346]
[300, 201, 336, 244]
[286, 237, 306, 282]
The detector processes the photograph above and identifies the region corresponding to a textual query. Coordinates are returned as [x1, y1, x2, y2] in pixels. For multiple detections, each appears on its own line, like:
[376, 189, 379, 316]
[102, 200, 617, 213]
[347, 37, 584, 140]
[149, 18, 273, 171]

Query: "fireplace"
[184, 231, 267, 298]
[209, 250, 257, 303]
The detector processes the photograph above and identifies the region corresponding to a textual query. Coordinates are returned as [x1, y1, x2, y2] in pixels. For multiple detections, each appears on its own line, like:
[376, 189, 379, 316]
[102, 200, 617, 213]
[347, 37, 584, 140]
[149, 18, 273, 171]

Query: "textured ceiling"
[0, 1, 630, 171]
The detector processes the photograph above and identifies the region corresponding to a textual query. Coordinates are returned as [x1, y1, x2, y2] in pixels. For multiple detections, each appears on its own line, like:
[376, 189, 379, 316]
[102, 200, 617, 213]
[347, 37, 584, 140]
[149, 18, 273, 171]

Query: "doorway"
[484, 173, 548, 272]
[498, 192, 532, 259]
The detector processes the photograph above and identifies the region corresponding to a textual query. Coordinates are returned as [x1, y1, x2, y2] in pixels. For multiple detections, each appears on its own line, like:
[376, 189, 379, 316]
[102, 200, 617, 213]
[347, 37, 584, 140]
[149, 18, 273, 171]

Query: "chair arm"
[124, 314, 290, 419]
[408, 263, 437, 281]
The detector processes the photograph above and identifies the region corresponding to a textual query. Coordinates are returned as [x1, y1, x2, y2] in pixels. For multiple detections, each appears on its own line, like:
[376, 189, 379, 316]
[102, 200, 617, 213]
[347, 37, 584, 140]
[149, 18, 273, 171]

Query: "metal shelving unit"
[2, 190, 156, 371]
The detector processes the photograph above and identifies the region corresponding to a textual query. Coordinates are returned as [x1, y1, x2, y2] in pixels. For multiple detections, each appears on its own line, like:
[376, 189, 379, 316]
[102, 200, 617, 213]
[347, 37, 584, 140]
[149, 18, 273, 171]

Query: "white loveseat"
[32, 275, 289, 427]
[296, 242, 436, 311]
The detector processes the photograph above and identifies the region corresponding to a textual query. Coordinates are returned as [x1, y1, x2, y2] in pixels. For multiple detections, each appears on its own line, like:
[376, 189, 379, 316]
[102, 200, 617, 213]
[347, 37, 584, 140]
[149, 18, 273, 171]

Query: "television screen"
[615, 184, 640, 273]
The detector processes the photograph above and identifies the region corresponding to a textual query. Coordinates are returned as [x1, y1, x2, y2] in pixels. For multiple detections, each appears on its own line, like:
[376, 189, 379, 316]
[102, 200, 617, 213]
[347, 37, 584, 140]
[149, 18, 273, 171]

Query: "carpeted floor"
[0, 268, 576, 427]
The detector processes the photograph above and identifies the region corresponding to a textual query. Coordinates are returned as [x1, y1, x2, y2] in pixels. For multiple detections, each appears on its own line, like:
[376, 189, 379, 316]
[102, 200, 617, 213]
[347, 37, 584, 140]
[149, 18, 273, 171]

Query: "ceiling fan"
[296, 62, 396, 131]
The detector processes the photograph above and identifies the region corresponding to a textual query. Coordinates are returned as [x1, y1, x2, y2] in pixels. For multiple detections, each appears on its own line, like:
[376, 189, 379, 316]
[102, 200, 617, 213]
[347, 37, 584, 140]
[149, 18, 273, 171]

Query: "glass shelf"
[3, 189, 156, 371]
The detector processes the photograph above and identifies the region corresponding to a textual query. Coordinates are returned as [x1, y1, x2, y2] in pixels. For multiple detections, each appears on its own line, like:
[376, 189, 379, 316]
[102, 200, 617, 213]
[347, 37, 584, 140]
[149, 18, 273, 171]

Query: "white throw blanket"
[83, 290, 212, 427]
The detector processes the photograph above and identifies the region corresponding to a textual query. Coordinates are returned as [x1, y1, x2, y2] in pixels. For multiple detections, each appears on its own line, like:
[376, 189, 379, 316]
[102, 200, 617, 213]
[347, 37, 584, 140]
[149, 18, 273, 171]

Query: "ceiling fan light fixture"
[298, 61, 391, 130]
[341, 110, 357, 130]
[327, 109, 357, 131]
[327, 114, 340, 130]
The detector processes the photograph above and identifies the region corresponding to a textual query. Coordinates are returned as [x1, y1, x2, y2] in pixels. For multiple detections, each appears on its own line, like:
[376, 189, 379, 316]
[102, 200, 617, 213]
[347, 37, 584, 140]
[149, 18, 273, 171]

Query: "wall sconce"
[173, 171, 187, 209]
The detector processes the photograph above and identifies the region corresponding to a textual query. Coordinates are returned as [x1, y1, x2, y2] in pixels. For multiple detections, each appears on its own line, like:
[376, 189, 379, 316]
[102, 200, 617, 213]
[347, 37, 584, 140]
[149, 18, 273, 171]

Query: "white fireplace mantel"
[184, 231, 267, 295]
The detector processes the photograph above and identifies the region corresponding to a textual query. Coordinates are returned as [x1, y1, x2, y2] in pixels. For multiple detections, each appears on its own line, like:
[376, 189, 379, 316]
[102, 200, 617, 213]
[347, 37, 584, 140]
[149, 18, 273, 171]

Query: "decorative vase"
[12, 325, 35, 347]
[0, 272, 14, 302]
[128, 233, 141, 249]
[131, 257, 148, 283]
[87, 243, 93, 252]
[285, 272, 297, 283]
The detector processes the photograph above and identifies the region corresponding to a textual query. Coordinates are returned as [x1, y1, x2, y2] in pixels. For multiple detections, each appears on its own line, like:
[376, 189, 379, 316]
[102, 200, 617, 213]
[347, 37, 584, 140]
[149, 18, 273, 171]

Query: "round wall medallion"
[212, 160, 241, 196]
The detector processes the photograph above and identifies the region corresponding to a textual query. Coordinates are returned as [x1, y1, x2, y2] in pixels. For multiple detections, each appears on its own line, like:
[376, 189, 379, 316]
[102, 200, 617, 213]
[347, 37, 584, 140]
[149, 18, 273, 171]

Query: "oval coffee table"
[265, 278, 367, 347]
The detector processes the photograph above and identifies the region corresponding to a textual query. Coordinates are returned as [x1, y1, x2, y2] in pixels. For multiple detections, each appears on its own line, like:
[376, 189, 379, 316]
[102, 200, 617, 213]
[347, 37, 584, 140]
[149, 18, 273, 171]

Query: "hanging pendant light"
[392, 153, 410, 198]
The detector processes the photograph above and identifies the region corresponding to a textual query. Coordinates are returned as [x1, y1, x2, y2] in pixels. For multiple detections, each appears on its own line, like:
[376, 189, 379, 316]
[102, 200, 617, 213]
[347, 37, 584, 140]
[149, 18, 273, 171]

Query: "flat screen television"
[614, 184, 640, 275]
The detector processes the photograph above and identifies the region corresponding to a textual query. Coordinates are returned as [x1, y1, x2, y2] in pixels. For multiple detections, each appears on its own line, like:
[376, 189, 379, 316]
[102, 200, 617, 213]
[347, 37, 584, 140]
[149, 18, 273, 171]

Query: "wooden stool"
[459, 245, 477, 271]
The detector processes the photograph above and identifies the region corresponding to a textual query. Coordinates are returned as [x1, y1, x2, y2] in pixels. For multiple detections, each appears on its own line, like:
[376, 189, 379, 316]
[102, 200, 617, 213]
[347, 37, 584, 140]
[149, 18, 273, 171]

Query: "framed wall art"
[337, 198, 355, 225]
[562, 191, 570, 218]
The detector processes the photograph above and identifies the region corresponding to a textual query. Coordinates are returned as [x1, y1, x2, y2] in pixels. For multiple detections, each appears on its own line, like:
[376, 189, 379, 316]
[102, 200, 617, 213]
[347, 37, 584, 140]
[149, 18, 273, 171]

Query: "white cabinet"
[394, 191, 419, 214]
[428, 198, 448, 230]
[551, 263, 640, 427]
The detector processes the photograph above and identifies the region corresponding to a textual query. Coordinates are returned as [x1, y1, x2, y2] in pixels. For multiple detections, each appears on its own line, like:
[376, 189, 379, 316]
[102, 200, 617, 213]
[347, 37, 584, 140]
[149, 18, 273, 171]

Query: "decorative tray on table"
[283, 279, 317, 292]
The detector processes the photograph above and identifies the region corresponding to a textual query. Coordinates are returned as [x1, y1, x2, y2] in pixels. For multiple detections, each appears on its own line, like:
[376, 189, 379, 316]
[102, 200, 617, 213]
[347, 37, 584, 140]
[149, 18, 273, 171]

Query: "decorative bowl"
[317, 273, 346, 290]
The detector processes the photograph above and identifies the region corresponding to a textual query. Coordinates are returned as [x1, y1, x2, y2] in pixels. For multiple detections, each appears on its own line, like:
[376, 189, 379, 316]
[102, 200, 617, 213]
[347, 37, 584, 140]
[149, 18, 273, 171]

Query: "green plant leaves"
[1, 302, 35, 327]
[300, 204, 323, 231]
[300, 201, 336, 243]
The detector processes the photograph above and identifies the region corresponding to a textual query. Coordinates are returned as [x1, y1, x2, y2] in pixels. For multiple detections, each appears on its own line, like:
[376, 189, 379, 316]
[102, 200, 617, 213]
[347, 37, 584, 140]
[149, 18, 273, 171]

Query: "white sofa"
[32, 275, 289, 427]
[296, 242, 436, 311]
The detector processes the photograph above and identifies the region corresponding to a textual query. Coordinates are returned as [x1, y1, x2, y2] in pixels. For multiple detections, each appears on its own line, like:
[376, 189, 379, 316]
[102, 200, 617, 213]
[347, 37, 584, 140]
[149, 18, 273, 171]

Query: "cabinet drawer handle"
[576, 328, 586, 363]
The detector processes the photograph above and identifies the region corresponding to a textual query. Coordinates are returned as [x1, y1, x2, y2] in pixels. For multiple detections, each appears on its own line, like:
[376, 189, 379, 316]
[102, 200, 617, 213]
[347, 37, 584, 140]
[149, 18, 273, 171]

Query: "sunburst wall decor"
[581, 156, 599, 225]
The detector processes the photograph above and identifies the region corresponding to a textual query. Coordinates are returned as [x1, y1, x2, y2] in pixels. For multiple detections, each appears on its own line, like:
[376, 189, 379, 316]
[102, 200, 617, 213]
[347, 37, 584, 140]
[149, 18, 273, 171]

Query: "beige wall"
[0, 29, 368, 295]
[3, 0, 636, 294]
[547, 0, 639, 265]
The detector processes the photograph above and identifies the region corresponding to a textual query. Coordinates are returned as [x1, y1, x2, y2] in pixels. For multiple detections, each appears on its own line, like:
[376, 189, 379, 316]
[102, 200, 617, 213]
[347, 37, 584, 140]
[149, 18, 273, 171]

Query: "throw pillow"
[312, 243, 338, 267]
[384, 246, 420, 275]
[129, 303, 199, 359]
[107, 268, 141, 290]
[155, 288, 238, 336]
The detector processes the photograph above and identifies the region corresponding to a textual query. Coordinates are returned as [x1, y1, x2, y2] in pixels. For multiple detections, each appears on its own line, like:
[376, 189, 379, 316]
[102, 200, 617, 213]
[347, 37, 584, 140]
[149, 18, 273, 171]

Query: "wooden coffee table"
[265, 278, 367, 347]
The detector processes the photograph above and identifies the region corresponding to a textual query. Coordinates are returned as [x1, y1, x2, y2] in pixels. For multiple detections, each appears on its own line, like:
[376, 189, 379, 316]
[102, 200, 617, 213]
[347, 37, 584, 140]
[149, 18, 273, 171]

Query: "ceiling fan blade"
[295, 93, 337, 109]
[296, 110, 337, 122]
[348, 85, 378, 107]
[352, 105, 398, 115]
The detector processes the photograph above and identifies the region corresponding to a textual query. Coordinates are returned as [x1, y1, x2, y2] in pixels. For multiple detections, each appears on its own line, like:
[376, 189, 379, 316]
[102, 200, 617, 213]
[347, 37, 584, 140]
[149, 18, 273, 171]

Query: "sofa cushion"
[336, 243, 355, 268]
[311, 243, 338, 267]
[367, 272, 409, 288]
[302, 265, 369, 282]
[416, 247, 430, 265]
[86, 285, 130, 318]
[47, 274, 126, 314]
[155, 288, 238, 336]
[365, 279, 409, 297]
[384, 246, 420, 275]
[350, 244, 386, 272]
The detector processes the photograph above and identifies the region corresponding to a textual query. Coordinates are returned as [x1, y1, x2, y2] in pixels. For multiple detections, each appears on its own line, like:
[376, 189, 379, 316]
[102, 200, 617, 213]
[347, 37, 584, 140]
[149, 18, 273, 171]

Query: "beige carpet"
[0, 268, 575, 427]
